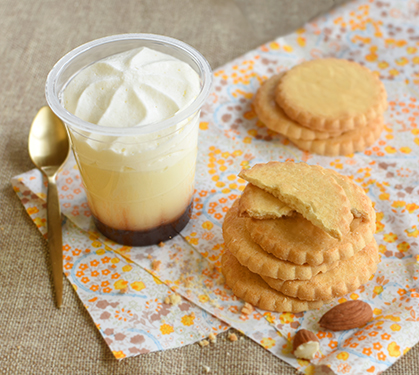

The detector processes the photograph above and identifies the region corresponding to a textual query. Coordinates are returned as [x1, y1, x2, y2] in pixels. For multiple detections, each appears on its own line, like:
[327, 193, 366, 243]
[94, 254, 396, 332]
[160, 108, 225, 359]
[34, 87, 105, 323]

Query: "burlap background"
[1, 0, 418, 373]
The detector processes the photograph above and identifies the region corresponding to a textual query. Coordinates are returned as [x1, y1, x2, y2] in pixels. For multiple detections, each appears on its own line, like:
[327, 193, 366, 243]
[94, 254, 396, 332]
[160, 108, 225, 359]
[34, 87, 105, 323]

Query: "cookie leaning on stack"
[254, 58, 388, 156]
[221, 161, 379, 313]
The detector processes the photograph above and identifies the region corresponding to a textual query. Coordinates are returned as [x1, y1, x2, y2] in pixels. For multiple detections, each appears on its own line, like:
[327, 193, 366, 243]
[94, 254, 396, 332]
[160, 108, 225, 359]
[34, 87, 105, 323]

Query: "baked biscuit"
[261, 239, 379, 301]
[238, 183, 293, 219]
[254, 74, 343, 140]
[221, 250, 325, 313]
[239, 162, 353, 240]
[275, 58, 387, 132]
[289, 117, 384, 156]
[223, 200, 340, 280]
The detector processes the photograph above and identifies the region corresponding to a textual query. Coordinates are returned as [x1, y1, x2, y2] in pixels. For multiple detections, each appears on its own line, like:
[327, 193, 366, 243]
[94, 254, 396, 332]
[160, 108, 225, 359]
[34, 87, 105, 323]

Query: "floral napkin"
[12, 0, 419, 373]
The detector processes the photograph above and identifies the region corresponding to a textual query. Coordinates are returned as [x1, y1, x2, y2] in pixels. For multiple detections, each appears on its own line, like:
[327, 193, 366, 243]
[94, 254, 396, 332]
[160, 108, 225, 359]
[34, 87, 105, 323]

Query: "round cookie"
[261, 239, 380, 301]
[276, 58, 388, 132]
[254, 74, 343, 140]
[288, 117, 384, 156]
[223, 200, 340, 280]
[221, 250, 325, 313]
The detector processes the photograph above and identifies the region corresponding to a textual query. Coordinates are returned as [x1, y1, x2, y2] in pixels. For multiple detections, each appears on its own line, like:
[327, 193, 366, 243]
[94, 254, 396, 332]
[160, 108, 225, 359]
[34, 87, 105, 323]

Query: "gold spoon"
[28, 106, 70, 308]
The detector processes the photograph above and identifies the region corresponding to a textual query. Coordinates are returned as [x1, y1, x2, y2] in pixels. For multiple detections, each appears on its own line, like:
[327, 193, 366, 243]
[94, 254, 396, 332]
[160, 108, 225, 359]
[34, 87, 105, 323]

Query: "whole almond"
[292, 329, 320, 360]
[319, 300, 373, 331]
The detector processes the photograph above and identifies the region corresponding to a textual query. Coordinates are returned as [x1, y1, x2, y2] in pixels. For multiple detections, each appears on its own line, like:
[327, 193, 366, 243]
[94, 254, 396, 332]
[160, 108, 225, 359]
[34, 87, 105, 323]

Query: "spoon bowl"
[28, 106, 70, 308]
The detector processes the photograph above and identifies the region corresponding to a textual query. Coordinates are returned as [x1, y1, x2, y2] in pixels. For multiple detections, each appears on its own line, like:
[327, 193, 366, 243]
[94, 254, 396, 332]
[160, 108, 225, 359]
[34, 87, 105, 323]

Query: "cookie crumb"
[184, 278, 193, 288]
[228, 332, 238, 342]
[164, 293, 182, 305]
[209, 299, 220, 308]
[199, 340, 209, 347]
[151, 260, 161, 271]
[241, 302, 254, 315]
[217, 275, 225, 285]
[208, 332, 216, 343]
[147, 254, 152, 259]
[158, 242, 165, 247]
[203, 365, 211, 373]
[120, 287, 128, 294]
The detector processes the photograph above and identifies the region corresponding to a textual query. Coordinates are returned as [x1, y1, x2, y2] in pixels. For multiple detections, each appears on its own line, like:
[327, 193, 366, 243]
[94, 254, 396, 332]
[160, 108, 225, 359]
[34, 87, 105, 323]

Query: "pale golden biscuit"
[261, 239, 379, 301]
[289, 117, 384, 156]
[223, 200, 340, 280]
[221, 250, 325, 313]
[254, 74, 343, 140]
[239, 162, 353, 240]
[246, 208, 375, 266]
[238, 183, 293, 219]
[276, 58, 388, 132]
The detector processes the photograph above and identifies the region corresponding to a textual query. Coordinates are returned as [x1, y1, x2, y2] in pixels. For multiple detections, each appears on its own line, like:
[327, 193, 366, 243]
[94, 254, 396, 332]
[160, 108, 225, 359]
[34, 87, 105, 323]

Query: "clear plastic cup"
[45, 34, 212, 246]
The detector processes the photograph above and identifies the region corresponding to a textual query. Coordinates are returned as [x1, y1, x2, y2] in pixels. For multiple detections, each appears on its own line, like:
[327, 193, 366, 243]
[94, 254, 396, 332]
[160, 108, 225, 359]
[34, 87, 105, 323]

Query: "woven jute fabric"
[1, 0, 418, 374]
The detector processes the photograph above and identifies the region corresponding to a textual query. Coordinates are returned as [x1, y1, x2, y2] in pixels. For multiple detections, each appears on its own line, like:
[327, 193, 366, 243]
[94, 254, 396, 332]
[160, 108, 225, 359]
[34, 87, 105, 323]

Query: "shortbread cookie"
[261, 239, 379, 301]
[238, 183, 293, 219]
[221, 250, 325, 313]
[289, 117, 384, 156]
[239, 162, 353, 240]
[254, 74, 343, 140]
[223, 200, 339, 280]
[276, 58, 387, 132]
[246, 201, 375, 266]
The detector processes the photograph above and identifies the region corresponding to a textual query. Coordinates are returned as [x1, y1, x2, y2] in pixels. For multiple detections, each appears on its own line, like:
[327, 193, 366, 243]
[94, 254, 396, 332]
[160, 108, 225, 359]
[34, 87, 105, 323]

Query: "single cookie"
[239, 162, 353, 240]
[254, 74, 343, 140]
[238, 183, 294, 219]
[276, 58, 388, 132]
[289, 117, 384, 156]
[223, 200, 340, 280]
[261, 239, 380, 301]
[246, 209, 375, 266]
[221, 250, 325, 313]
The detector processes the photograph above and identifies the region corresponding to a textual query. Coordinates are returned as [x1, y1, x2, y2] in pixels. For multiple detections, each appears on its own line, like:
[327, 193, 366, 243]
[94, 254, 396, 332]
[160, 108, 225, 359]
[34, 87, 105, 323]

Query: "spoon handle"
[47, 175, 63, 308]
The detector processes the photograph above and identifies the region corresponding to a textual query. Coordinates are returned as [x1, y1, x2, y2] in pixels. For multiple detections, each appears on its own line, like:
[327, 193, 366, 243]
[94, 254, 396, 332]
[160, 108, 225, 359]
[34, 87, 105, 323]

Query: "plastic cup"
[45, 34, 212, 246]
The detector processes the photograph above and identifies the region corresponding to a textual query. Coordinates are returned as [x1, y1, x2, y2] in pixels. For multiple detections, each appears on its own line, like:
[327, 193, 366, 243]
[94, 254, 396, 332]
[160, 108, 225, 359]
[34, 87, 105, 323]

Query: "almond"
[319, 300, 373, 331]
[292, 329, 320, 360]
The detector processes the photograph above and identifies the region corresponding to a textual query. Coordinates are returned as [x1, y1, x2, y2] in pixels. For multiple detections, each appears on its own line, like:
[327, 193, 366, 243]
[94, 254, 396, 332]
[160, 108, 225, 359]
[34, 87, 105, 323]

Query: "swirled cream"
[62, 47, 202, 243]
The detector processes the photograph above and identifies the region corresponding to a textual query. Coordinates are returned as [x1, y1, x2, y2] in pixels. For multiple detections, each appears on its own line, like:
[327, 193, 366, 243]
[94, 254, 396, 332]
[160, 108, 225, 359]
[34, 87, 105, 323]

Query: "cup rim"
[45, 33, 213, 136]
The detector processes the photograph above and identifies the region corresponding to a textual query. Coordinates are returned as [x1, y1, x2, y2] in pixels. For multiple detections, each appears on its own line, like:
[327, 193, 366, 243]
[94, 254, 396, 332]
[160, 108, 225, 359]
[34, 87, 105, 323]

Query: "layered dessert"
[61, 47, 202, 245]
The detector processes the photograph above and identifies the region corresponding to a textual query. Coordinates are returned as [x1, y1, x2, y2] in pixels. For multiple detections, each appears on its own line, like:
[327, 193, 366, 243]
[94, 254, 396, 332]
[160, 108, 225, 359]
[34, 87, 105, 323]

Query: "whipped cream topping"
[60, 46, 203, 231]
[63, 47, 201, 128]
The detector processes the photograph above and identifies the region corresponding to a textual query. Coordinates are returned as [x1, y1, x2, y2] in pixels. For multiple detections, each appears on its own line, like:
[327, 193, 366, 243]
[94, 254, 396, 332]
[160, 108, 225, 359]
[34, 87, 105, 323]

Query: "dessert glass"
[46, 34, 212, 246]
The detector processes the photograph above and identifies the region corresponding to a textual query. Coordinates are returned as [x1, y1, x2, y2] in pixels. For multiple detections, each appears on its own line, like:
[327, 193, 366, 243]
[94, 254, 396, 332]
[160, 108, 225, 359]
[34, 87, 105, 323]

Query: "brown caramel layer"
[93, 202, 192, 246]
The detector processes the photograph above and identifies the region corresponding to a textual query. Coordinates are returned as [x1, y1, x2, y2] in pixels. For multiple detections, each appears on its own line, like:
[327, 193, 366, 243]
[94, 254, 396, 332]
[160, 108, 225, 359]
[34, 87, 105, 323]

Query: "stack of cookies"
[221, 161, 379, 313]
[254, 58, 388, 156]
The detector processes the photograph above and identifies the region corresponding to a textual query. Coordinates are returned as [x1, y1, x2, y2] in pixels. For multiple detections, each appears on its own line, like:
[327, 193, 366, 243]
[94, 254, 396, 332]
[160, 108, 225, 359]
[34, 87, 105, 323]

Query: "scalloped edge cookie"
[221, 250, 325, 313]
[261, 239, 379, 301]
[276, 58, 387, 132]
[223, 200, 340, 280]
[289, 116, 384, 157]
[254, 74, 343, 140]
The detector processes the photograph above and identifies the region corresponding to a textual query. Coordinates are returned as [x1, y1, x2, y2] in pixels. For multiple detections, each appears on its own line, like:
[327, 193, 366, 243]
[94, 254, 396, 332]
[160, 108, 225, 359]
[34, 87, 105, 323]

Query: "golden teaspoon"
[28, 106, 70, 308]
